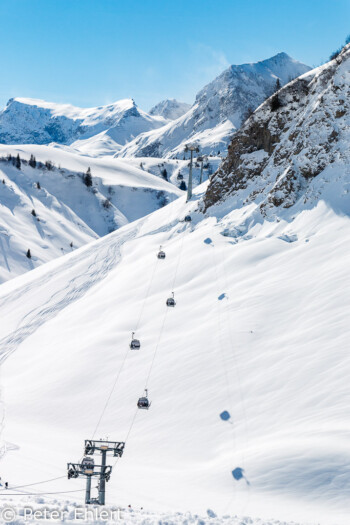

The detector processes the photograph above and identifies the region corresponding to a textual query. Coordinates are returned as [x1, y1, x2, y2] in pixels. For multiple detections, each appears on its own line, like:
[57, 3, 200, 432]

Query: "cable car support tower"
[184, 143, 199, 202]
[67, 439, 125, 505]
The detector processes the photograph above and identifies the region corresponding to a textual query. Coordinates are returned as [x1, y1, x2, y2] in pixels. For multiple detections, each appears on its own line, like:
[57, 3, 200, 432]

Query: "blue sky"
[0, 0, 349, 111]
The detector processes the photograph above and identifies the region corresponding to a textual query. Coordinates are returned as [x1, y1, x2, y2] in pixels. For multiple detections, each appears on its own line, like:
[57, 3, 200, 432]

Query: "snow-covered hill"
[149, 99, 191, 120]
[0, 98, 167, 153]
[118, 53, 311, 158]
[0, 144, 181, 283]
[0, 158, 349, 525]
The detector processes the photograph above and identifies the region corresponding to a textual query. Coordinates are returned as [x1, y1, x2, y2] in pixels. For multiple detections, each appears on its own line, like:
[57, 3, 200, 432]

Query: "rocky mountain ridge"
[203, 44, 350, 220]
[118, 53, 311, 158]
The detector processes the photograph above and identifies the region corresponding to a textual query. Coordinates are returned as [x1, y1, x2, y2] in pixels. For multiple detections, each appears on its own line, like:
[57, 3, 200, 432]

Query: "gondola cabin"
[157, 245, 166, 259]
[81, 457, 94, 474]
[130, 332, 141, 350]
[166, 292, 176, 307]
[137, 389, 151, 410]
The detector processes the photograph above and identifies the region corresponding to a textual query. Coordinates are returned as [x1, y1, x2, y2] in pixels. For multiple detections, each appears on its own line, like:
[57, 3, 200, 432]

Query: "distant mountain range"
[0, 97, 167, 156]
[0, 53, 311, 158]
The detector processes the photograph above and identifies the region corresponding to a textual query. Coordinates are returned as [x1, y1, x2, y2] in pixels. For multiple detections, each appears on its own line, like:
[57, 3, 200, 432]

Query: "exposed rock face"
[203, 44, 350, 214]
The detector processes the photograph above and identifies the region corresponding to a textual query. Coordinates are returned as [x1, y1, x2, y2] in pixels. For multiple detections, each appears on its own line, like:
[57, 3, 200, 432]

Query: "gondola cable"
[0, 488, 86, 497]
[0, 475, 67, 492]
[112, 221, 188, 469]
[91, 246, 161, 440]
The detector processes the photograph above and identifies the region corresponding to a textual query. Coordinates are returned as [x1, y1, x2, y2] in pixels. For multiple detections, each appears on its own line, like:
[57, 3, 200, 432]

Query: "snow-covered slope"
[118, 53, 311, 158]
[0, 98, 167, 152]
[149, 99, 191, 120]
[0, 144, 181, 283]
[0, 162, 349, 525]
[0, 47, 349, 525]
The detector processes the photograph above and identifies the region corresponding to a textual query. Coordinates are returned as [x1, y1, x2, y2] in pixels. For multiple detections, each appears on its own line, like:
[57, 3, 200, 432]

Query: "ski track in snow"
[0, 224, 141, 364]
[0, 209, 188, 364]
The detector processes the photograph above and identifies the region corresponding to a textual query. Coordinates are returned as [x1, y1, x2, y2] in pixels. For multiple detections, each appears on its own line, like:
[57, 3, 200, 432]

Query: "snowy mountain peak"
[5, 96, 136, 117]
[118, 53, 311, 158]
[149, 99, 191, 120]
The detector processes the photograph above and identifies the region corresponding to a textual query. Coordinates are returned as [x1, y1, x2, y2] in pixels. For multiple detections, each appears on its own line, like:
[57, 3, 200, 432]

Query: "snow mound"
[0, 496, 312, 524]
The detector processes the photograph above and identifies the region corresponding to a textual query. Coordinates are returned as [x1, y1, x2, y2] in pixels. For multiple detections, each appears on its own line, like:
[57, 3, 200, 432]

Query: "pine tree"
[179, 180, 187, 191]
[275, 78, 281, 92]
[31, 209, 36, 217]
[36, 181, 41, 189]
[26, 249, 31, 259]
[83, 167, 92, 187]
[29, 154, 37, 168]
[15, 154, 21, 170]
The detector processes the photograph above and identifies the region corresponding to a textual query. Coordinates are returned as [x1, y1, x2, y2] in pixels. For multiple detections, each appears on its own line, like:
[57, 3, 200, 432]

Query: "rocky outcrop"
[203, 44, 350, 214]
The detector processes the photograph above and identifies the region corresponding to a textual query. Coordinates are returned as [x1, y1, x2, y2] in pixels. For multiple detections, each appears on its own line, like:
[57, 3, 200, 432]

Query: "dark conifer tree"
[29, 154, 37, 168]
[15, 154, 21, 170]
[84, 167, 92, 187]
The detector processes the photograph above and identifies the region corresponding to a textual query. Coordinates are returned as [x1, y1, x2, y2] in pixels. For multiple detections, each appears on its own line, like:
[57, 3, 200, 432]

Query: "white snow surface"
[0, 144, 181, 282]
[0, 496, 316, 525]
[0, 176, 349, 525]
[118, 53, 311, 158]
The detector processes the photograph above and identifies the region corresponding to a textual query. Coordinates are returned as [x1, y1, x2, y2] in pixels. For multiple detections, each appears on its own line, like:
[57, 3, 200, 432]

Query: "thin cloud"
[193, 43, 230, 79]
[176, 43, 231, 104]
